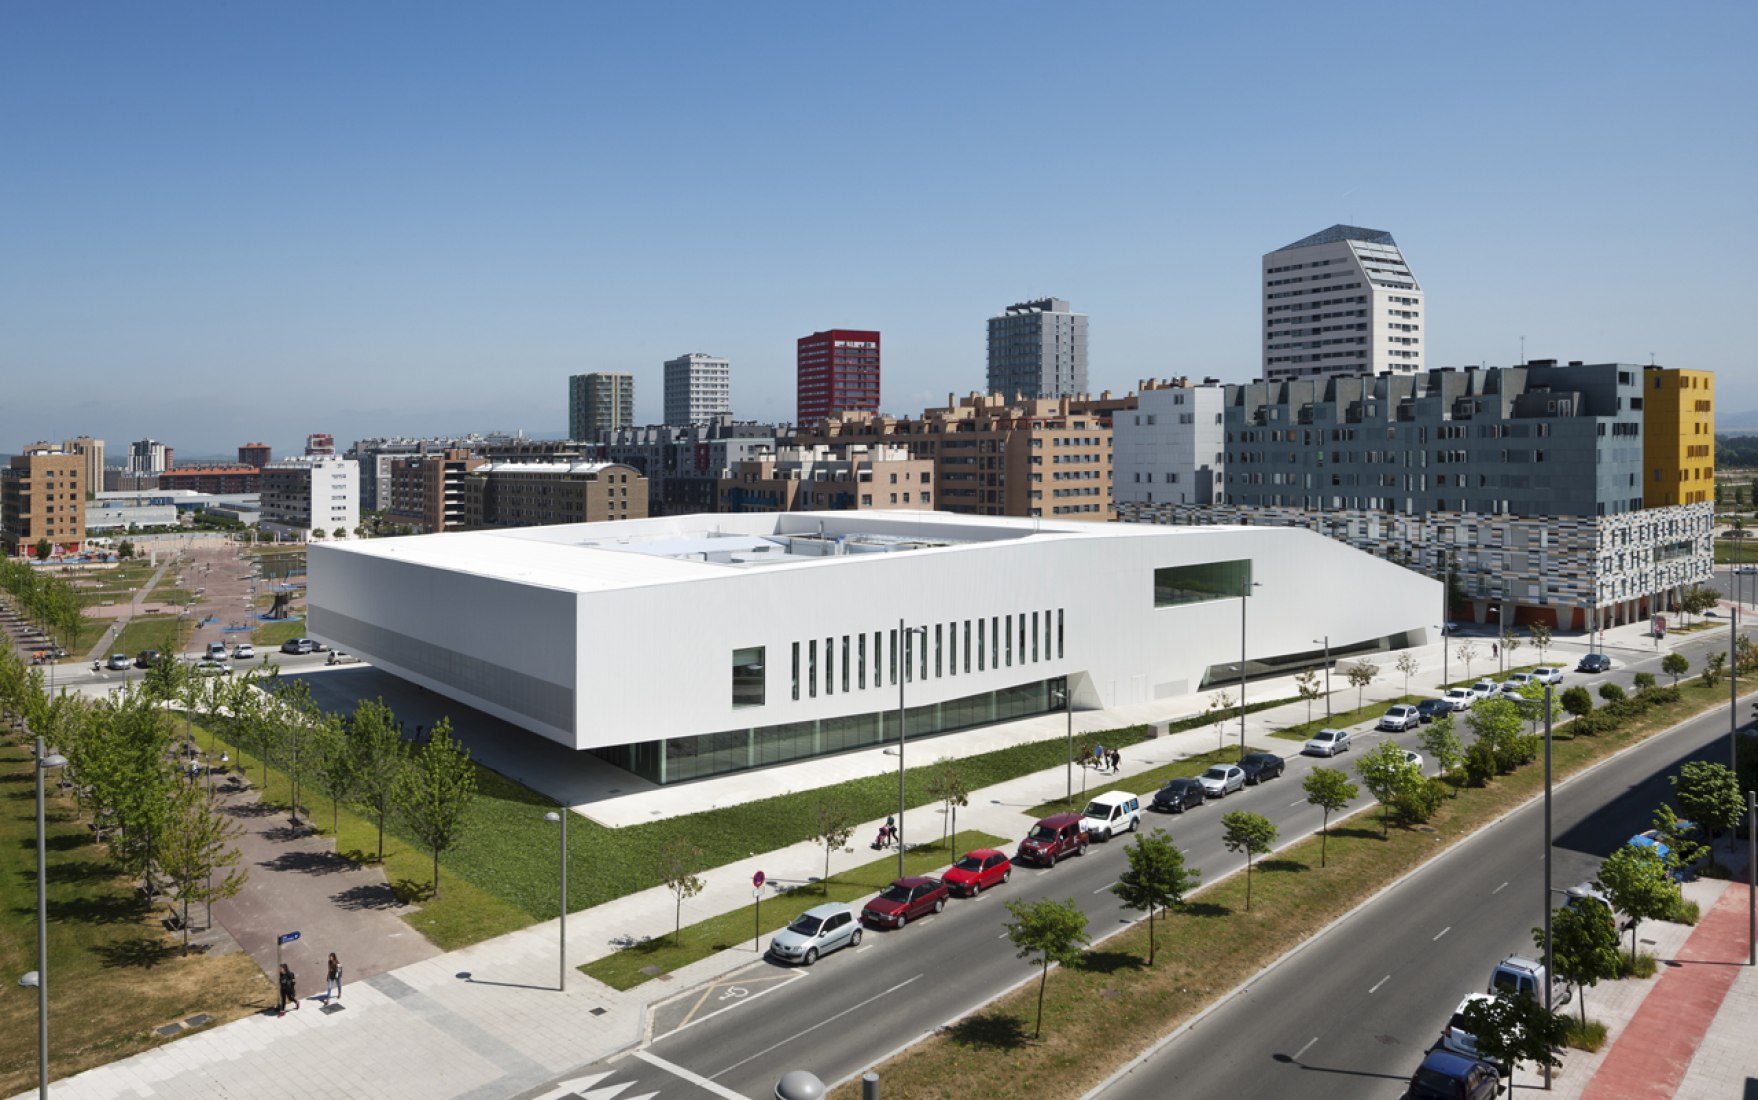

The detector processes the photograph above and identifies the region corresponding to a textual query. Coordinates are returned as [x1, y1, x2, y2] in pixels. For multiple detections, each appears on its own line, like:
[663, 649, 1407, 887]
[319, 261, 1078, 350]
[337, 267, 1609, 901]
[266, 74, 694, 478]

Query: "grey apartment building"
[986, 298, 1088, 400]
[1263, 225, 1424, 384]
[569, 372, 634, 442]
[664, 354, 732, 426]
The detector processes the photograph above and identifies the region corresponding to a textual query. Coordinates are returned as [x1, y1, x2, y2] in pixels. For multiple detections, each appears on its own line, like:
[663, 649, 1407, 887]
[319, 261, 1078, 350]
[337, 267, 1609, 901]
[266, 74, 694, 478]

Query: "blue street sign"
[278, 931, 301, 945]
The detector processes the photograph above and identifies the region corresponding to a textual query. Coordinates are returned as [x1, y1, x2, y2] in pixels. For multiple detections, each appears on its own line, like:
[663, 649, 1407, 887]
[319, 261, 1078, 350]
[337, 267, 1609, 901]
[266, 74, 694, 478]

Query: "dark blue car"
[1407, 1049, 1502, 1100]
[1416, 698, 1455, 723]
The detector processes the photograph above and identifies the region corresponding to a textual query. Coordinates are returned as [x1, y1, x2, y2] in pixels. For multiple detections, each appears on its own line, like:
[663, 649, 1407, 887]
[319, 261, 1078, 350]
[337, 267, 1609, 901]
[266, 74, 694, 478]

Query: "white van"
[1081, 791, 1142, 841]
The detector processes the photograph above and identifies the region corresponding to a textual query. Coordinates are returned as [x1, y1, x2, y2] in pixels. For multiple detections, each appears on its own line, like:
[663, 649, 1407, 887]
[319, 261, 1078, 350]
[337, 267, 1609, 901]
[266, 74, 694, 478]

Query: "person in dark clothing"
[278, 963, 300, 1016]
[326, 953, 343, 1002]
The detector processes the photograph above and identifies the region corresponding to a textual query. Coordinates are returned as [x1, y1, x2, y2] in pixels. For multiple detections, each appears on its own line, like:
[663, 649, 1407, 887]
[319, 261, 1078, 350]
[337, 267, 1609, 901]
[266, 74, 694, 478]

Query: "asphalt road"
[522, 632, 1742, 1100]
[1092, 691, 1754, 1100]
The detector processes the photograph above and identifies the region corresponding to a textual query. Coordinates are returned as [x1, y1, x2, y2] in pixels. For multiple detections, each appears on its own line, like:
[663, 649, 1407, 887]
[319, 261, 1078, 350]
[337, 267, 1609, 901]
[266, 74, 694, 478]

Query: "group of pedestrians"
[276, 953, 344, 1017]
[1089, 744, 1122, 774]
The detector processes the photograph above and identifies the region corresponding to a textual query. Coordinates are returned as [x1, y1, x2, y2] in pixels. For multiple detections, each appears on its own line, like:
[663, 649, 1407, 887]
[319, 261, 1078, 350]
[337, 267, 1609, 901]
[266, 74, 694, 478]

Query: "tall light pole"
[26, 737, 68, 1100]
[1312, 636, 1332, 720]
[1238, 580, 1261, 754]
[1731, 605, 1740, 776]
[544, 808, 568, 991]
[1435, 625, 1450, 688]
[896, 620, 928, 879]
[1541, 683, 1554, 1089]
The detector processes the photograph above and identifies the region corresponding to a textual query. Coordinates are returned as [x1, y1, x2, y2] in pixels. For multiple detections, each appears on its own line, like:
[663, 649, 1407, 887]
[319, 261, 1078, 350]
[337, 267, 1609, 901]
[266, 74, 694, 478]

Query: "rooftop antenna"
[1519, 335, 1526, 364]
[1649, 352, 1656, 366]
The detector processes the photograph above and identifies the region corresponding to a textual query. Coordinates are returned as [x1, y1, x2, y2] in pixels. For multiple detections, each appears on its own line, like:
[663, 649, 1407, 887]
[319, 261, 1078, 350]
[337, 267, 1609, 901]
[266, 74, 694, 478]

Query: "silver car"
[1197, 764, 1246, 798]
[768, 902, 861, 966]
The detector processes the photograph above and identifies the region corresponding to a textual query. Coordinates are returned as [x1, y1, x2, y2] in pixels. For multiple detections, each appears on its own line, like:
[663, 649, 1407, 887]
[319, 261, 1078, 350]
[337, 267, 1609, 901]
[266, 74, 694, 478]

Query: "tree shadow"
[1180, 901, 1232, 919]
[330, 883, 402, 911]
[259, 849, 352, 876]
[943, 1010, 1030, 1051]
[13, 858, 123, 885]
[1080, 949, 1146, 976]
[261, 823, 313, 844]
[17, 831, 97, 853]
[224, 802, 278, 819]
[1328, 826, 1384, 842]
[92, 936, 181, 969]
[390, 878, 432, 905]
[43, 893, 153, 925]
[1259, 859, 1309, 874]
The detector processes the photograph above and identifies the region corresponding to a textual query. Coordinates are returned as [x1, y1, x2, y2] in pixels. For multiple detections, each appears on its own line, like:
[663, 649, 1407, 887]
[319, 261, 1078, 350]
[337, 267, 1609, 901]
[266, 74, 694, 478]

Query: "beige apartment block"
[460, 462, 648, 529]
[2, 445, 87, 556]
[718, 444, 934, 512]
[793, 392, 1122, 521]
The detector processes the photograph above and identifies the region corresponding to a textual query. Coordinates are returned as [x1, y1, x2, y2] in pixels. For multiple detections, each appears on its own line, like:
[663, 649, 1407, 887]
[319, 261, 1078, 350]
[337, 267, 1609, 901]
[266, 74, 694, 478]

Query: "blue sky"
[4, 1, 1753, 457]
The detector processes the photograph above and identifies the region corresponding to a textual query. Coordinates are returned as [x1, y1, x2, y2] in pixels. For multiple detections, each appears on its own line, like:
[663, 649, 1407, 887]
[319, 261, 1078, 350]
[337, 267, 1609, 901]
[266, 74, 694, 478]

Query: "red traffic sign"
[753, 870, 766, 889]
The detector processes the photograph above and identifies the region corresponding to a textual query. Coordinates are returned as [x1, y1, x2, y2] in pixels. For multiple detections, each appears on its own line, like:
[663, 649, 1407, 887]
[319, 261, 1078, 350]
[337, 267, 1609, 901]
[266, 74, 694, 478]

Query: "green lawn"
[114, 616, 190, 658]
[0, 740, 272, 1096]
[582, 829, 1008, 990]
[1024, 744, 1277, 819]
[252, 619, 307, 647]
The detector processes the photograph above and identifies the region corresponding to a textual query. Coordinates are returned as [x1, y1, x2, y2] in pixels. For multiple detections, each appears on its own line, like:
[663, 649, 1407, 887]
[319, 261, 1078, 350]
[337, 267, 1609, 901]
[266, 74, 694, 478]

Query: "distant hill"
[1719, 409, 1758, 432]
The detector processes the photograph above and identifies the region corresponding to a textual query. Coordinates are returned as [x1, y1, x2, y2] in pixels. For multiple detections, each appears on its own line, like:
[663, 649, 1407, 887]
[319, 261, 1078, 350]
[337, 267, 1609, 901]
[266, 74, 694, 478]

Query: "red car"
[941, 849, 1012, 897]
[861, 876, 948, 928]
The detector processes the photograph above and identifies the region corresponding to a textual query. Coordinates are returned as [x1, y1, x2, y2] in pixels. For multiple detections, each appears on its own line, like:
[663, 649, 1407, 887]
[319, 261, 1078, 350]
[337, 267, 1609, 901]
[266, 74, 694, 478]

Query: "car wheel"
[933, 897, 945, 914]
[804, 948, 819, 966]
[969, 880, 981, 896]
[896, 912, 908, 928]
[1002, 868, 1011, 883]
[1048, 851, 1057, 867]
[1128, 817, 1137, 833]
[850, 928, 862, 947]
[1076, 843, 1087, 857]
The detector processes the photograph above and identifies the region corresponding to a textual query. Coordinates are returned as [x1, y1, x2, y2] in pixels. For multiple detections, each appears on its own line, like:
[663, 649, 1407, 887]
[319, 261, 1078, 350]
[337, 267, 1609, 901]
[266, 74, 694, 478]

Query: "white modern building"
[260, 456, 358, 539]
[1113, 378, 1227, 506]
[1263, 225, 1424, 384]
[664, 353, 732, 426]
[308, 511, 1440, 785]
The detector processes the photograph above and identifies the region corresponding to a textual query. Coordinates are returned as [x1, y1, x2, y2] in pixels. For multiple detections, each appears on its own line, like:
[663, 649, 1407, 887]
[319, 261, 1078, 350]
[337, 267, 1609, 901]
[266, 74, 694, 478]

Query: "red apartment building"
[796, 329, 881, 426]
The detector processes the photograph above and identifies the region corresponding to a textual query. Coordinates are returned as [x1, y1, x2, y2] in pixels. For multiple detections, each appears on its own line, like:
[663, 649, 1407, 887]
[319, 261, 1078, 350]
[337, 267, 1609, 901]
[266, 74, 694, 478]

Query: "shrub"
[1463, 741, 1497, 787]
[1570, 712, 1614, 737]
[1664, 896, 1701, 925]
[1632, 671, 1656, 692]
[1560, 685, 1593, 720]
[1599, 683, 1627, 703]
[1561, 1016, 1608, 1052]
[1617, 951, 1658, 979]
[1391, 777, 1447, 825]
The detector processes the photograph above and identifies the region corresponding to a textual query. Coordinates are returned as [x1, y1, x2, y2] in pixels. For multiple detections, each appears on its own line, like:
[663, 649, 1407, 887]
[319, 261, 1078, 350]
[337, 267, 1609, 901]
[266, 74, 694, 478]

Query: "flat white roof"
[315, 510, 1243, 594]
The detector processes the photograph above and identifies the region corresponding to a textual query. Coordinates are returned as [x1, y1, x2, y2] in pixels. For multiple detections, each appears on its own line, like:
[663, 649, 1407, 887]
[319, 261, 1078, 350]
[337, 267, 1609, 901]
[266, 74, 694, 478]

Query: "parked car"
[1302, 728, 1352, 757]
[205, 642, 229, 660]
[1404, 750, 1425, 772]
[1408, 1046, 1503, 1100]
[1151, 777, 1207, 814]
[1469, 680, 1499, 700]
[1438, 993, 1514, 1078]
[1197, 764, 1246, 798]
[1489, 954, 1571, 1005]
[1503, 672, 1537, 688]
[281, 638, 317, 655]
[1442, 688, 1476, 712]
[768, 902, 861, 965]
[1015, 813, 1089, 867]
[1576, 653, 1612, 673]
[1532, 666, 1565, 685]
[1238, 752, 1285, 784]
[862, 876, 948, 928]
[1497, 681, 1529, 698]
[1416, 698, 1455, 723]
[135, 649, 162, 668]
[326, 650, 361, 666]
[941, 849, 1011, 897]
[1377, 704, 1421, 732]
[1628, 825, 1705, 880]
[193, 659, 232, 676]
[1081, 791, 1142, 841]
[105, 653, 133, 671]
[231, 643, 256, 660]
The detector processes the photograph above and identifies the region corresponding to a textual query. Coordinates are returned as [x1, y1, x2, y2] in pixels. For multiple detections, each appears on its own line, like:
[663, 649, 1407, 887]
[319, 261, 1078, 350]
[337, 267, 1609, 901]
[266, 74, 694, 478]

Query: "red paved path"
[1581, 869, 1750, 1099]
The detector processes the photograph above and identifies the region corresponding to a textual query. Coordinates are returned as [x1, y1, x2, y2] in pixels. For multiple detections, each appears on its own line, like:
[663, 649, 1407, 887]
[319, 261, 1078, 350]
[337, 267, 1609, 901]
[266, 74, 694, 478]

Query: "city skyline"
[3, 2, 1753, 455]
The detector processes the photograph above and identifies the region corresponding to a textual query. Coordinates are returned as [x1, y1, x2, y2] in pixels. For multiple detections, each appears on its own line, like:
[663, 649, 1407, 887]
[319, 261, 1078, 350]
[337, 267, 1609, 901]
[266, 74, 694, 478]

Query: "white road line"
[1369, 974, 1391, 994]
[634, 1051, 747, 1100]
[1493, 881, 1509, 895]
[711, 974, 923, 1079]
[1293, 1036, 1319, 1062]
[998, 931, 1009, 939]
[1093, 880, 1119, 895]
[1289, 799, 1306, 808]
[1433, 926, 1451, 942]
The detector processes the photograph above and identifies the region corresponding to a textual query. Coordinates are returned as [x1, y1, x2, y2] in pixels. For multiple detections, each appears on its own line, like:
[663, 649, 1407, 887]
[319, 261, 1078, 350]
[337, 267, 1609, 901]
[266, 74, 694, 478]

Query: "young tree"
[1631, 671, 1656, 693]
[1354, 739, 1422, 836]
[1394, 651, 1421, 699]
[1661, 652, 1689, 686]
[349, 697, 407, 862]
[1418, 714, 1465, 786]
[1469, 697, 1528, 774]
[659, 838, 707, 946]
[1542, 902, 1622, 1026]
[1294, 669, 1323, 725]
[1598, 683, 1626, 704]
[1221, 811, 1277, 910]
[1501, 630, 1523, 668]
[1671, 761, 1746, 852]
[1302, 767, 1358, 867]
[143, 650, 186, 703]
[1596, 844, 1680, 966]
[925, 759, 971, 851]
[307, 711, 355, 834]
[1205, 690, 1235, 750]
[1454, 640, 1480, 682]
[156, 783, 248, 953]
[1648, 802, 1706, 876]
[1455, 992, 1567, 1081]
[1344, 659, 1381, 711]
[1004, 897, 1090, 1040]
[1110, 828, 1200, 966]
[811, 801, 854, 891]
[1560, 686, 1593, 722]
[393, 719, 477, 898]
[1701, 651, 1726, 689]
[1527, 622, 1553, 666]
[33, 537, 51, 561]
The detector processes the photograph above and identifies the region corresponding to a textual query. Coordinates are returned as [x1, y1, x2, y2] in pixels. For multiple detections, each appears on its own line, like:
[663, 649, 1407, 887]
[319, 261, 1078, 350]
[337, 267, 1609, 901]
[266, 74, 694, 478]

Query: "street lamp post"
[544, 808, 568, 992]
[29, 736, 68, 1100]
[1312, 636, 1332, 720]
[1541, 683, 1554, 1090]
[895, 619, 928, 879]
[1238, 580, 1261, 754]
[1055, 684, 1074, 807]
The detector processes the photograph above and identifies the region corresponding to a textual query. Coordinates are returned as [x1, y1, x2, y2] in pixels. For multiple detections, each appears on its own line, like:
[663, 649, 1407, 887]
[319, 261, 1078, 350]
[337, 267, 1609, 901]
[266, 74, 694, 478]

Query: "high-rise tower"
[796, 329, 881, 425]
[986, 298, 1087, 399]
[1262, 225, 1423, 383]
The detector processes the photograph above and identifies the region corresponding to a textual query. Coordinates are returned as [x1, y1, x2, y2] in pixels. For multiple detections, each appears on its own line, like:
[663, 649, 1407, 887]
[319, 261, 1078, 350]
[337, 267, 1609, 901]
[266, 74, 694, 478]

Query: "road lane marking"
[1289, 799, 1306, 807]
[1369, 974, 1391, 994]
[711, 974, 923, 1079]
[1433, 926, 1451, 942]
[1493, 881, 1509, 894]
[634, 1051, 747, 1100]
[1093, 880, 1119, 895]
[1293, 1036, 1318, 1062]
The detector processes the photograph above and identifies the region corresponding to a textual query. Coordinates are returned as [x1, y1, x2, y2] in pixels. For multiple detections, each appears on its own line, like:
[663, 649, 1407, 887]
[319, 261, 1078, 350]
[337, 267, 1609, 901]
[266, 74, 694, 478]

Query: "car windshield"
[953, 856, 983, 872]
[1202, 767, 1228, 780]
[1411, 1067, 1462, 1095]
[879, 884, 913, 903]
[1083, 802, 1110, 817]
[1313, 732, 1336, 742]
[1028, 824, 1057, 841]
[787, 914, 824, 936]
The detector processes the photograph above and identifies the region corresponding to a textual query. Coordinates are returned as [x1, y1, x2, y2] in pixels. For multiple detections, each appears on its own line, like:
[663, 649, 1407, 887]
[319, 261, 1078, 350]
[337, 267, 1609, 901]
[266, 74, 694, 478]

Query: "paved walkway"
[16, 614, 1752, 1100]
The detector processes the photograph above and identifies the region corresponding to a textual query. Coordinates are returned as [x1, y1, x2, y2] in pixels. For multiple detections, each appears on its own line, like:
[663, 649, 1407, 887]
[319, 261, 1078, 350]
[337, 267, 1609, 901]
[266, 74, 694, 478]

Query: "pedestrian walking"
[1095, 743, 1107, 773]
[1491, 642, 1498, 659]
[277, 963, 300, 1016]
[326, 953, 343, 1002]
[1109, 748, 1121, 772]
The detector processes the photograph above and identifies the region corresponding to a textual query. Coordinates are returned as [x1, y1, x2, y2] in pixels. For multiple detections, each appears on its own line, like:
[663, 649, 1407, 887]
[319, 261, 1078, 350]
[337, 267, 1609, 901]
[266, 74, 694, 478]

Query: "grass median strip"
[581, 829, 1008, 991]
[829, 680, 1748, 1100]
